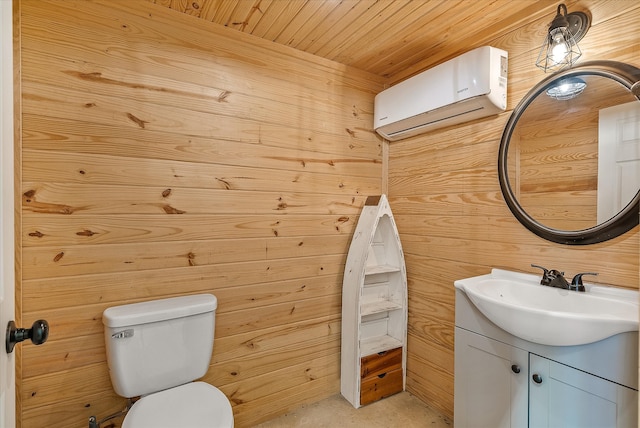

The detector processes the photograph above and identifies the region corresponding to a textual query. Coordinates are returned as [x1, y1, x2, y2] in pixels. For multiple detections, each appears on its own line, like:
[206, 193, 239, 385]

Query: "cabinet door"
[529, 354, 638, 428]
[455, 328, 528, 428]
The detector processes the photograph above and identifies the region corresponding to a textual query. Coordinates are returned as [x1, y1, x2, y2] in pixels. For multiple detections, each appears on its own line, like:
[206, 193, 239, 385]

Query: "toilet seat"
[122, 381, 234, 428]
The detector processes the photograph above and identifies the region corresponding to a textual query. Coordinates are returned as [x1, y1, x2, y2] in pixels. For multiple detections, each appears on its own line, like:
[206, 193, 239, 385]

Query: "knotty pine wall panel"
[388, 0, 640, 419]
[17, 0, 384, 427]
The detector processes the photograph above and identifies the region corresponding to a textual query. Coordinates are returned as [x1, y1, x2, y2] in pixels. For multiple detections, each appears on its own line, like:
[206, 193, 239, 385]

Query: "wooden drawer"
[360, 347, 402, 379]
[359, 347, 403, 406]
[360, 367, 403, 406]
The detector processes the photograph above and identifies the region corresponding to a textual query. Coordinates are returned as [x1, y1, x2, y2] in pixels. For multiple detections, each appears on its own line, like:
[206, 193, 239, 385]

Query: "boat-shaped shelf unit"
[341, 194, 407, 408]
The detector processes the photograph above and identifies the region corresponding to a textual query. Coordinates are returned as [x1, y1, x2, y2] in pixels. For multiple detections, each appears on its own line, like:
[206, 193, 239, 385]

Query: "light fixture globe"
[536, 4, 591, 73]
[546, 76, 587, 100]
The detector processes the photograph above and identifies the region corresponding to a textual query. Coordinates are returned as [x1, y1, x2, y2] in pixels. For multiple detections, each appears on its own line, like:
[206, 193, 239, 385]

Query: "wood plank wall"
[388, 0, 640, 418]
[16, 0, 384, 426]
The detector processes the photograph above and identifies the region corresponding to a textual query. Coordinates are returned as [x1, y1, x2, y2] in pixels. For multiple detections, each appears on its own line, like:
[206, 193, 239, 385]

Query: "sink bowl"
[455, 269, 639, 346]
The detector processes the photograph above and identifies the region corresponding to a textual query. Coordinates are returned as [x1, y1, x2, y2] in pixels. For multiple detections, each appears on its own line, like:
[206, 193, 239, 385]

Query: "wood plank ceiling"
[149, 0, 564, 81]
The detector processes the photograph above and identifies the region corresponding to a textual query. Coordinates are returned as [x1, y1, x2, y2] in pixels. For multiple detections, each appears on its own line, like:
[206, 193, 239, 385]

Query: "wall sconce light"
[536, 4, 590, 73]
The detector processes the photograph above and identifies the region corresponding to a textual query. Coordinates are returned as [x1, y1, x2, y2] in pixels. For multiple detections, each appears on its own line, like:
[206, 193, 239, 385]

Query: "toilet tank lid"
[102, 294, 217, 328]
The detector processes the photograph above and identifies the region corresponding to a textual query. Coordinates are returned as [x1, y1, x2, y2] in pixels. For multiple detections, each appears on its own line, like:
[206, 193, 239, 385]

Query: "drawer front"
[360, 367, 403, 406]
[360, 347, 402, 379]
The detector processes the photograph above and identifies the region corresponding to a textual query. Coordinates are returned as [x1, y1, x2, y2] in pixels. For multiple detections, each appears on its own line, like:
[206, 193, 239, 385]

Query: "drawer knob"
[511, 364, 521, 374]
[532, 373, 543, 384]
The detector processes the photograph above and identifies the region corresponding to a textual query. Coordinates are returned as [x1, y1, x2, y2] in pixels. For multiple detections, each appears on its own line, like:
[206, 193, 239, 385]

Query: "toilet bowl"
[122, 382, 233, 428]
[102, 294, 234, 427]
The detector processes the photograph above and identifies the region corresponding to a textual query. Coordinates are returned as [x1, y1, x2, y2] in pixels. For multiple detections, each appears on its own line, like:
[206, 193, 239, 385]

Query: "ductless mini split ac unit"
[374, 46, 508, 141]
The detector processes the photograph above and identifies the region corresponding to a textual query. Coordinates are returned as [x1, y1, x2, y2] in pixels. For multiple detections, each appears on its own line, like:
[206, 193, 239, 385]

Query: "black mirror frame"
[498, 61, 640, 245]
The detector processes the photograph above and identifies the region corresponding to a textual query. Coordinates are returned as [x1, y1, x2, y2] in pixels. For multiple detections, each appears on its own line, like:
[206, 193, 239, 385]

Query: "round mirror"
[498, 61, 640, 245]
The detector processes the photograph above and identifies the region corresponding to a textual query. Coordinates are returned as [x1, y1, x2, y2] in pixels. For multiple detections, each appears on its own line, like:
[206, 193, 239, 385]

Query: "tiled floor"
[254, 392, 452, 427]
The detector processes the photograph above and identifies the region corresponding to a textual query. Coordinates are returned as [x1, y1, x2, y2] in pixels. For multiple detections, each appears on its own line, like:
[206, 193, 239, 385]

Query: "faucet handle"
[531, 264, 549, 275]
[571, 272, 598, 291]
[531, 264, 551, 285]
[531, 264, 564, 286]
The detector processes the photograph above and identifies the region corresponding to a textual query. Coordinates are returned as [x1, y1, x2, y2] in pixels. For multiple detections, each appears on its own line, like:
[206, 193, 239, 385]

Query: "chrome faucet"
[531, 264, 598, 292]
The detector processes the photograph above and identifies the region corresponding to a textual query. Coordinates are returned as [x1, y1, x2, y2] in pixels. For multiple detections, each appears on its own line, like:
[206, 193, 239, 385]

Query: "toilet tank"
[102, 294, 217, 398]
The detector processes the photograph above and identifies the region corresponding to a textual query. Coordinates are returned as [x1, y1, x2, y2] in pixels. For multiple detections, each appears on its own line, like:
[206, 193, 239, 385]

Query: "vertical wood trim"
[12, 0, 22, 426]
[1, 1, 17, 426]
[382, 139, 389, 196]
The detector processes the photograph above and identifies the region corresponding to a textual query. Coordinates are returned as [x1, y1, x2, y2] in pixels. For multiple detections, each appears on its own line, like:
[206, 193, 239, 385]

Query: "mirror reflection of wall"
[507, 74, 639, 232]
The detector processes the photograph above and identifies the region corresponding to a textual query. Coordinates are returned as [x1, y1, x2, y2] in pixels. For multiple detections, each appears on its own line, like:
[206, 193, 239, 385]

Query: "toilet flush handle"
[5, 319, 49, 354]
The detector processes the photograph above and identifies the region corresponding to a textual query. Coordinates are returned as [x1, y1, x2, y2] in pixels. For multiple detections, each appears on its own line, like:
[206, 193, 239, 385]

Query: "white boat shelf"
[341, 194, 408, 409]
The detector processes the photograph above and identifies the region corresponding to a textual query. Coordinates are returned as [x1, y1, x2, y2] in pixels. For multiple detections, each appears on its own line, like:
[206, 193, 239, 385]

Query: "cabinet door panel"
[530, 354, 638, 428]
[455, 328, 528, 428]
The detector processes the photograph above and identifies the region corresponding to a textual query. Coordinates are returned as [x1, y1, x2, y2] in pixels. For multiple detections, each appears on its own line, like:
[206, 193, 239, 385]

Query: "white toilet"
[102, 294, 234, 428]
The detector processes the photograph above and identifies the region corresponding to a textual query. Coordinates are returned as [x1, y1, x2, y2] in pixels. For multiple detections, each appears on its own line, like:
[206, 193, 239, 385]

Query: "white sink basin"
[455, 269, 639, 346]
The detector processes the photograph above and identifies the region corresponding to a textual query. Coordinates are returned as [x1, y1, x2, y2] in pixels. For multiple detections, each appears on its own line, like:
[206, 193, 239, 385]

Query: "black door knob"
[5, 319, 49, 354]
[532, 373, 543, 384]
[511, 364, 521, 374]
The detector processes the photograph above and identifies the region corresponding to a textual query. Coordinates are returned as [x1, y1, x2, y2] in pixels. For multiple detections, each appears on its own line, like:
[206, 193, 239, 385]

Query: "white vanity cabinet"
[529, 354, 638, 428]
[455, 328, 528, 427]
[455, 288, 638, 428]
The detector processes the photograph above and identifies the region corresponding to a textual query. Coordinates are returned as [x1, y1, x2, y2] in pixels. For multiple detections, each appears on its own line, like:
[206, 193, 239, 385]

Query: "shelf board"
[361, 299, 403, 317]
[364, 264, 401, 275]
[360, 335, 403, 357]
